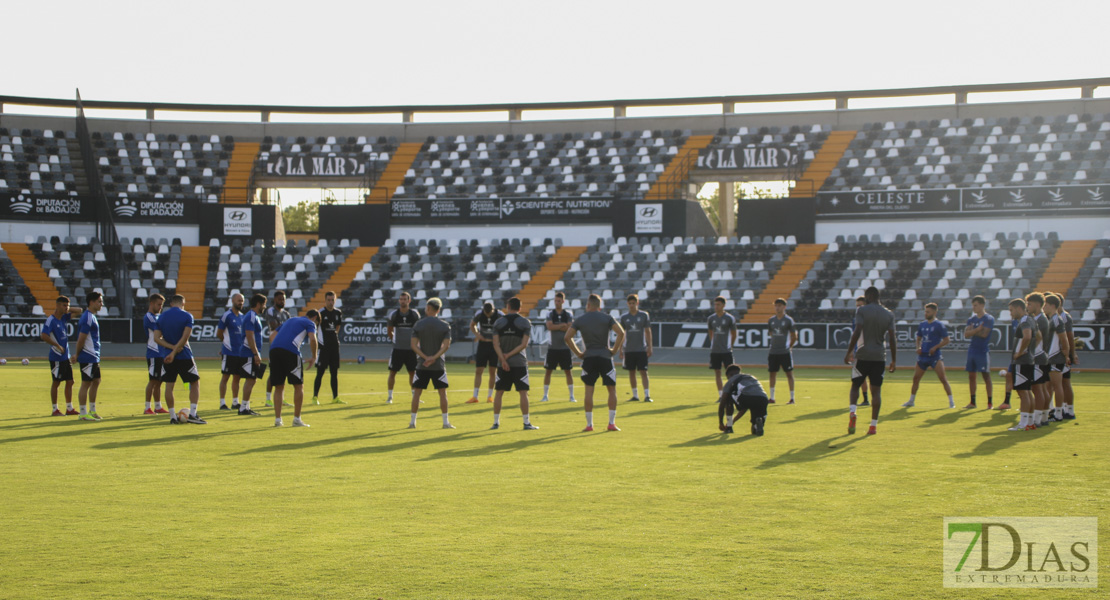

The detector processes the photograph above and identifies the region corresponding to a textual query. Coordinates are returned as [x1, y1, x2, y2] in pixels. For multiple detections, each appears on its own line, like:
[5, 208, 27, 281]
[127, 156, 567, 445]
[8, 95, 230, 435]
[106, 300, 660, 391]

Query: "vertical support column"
[718, 182, 736, 237]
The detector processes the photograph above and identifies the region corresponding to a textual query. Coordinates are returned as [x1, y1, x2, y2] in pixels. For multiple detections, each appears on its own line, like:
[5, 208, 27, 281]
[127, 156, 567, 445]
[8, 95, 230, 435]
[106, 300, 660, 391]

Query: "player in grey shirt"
[619, 294, 653, 403]
[264, 290, 292, 407]
[408, 297, 453, 429]
[1006, 297, 1036, 431]
[566, 294, 625, 431]
[1025, 292, 1050, 426]
[542, 291, 576, 403]
[707, 296, 737, 393]
[843, 286, 896, 435]
[1043, 294, 1071, 423]
[767, 298, 798, 404]
[491, 297, 538, 431]
[1058, 296, 1077, 419]
[386, 291, 421, 404]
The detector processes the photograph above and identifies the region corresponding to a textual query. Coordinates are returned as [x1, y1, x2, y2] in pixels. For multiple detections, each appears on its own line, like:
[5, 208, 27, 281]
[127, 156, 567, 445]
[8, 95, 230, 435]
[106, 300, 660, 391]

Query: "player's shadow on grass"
[225, 430, 411, 455]
[670, 432, 762, 447]
[755, 435, 866, 470]
[628, 403, 701, 417]
[775, 407, 843, 424]
[953, 423, 1064, 458]
[0, 418, 166, 444]
[91, 429, 255, 449]
[417, 432, 579, 460]
[325, 430, 486, 458]
[965, 410, 1018, 430]
[918, 409, 976, 428]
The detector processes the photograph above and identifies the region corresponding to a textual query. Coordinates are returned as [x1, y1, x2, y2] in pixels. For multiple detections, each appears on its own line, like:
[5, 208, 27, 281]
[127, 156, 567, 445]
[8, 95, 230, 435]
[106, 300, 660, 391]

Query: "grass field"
[0, 359, 1106, 599]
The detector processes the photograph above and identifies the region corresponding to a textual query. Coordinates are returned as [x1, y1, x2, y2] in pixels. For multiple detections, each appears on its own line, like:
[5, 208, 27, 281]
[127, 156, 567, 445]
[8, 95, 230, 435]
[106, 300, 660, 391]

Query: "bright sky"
[4, 0, 1107, 108]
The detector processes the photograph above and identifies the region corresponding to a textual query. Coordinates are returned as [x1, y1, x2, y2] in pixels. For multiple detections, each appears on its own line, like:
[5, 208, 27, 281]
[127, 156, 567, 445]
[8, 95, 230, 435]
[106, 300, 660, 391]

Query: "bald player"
[565, 294, 625, 432]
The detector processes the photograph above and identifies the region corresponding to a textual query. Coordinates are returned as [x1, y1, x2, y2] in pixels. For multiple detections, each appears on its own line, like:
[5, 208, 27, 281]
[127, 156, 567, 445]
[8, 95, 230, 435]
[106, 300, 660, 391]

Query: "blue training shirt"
[144, 311, 165, 359]
[240, 309, 264, 358]
[77, 311, 100, 364]
[917, 319, 948, 357]
[43, 313, 71, 361]
[965, 312, 994, 355]
[217, 309, 245, 357]
[271, 316, 317, 356]
[156, 306, 196, 360]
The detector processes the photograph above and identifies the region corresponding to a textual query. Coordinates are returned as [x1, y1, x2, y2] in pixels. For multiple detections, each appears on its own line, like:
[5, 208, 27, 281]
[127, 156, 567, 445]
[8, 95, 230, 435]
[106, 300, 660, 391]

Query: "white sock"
[909, 394, 916, 403]
[585, 412, 593, 427]
[608, 409, 616, 425]
[1019, 413, 1029, 427]
[220, 396, 226, 407]
[52, 403, 58, 410]
[66, 401, 73, 410]
[947, 395, 953, 403]
[543, 385, 550, 398]
[644, 387, 650, 398]
[154, 400, 161, 409]
[631, 388, 638, 399]
[89, 402, 96, 413]
[243, 401, 250, 410]
[568, 384, 575, 398]
[1066, 404, 1075, 415]
[232, 397, 238, 405]
[275, 417, 282, 425]
[726, 414, 735, 427]
[486, 389, 493, 399]
[870, 419, 878, 427]
[442, 413, 450, 426]
[849, 404, 857, 414]
[79, 406, 86, 415]
[190, 403, 198, 417]
[770, 388, 776, 400]
[144, 400, 151, 410]
[522, 413, 530, 425]
[388, 390, 394, 401]
[266, 392, 271, 402]
[790, 390, 795, 401]
[474, 388, 480, 398]
[409, 413, 417, 426]
[494, 414, 501, 425]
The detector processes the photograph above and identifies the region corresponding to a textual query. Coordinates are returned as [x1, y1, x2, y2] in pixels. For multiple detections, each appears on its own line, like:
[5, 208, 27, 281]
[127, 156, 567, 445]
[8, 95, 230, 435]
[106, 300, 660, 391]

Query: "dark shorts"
[965, 351, 990, 374]
[544, 348, 573, 371]
[147, 357, 164, 381]
[623, 351, 649, 371]
[709, 352, 734, 370]
[50, 360, 73, 383]
[239, 357, 267, 380]
[412, 369, 449, 390]
[388, 348, 418, 373]
[727, 393, 770, 423]
[1063, 363, 1072, 379]
[581, 356, 617, 387]
[1013, 364, 1035, 391]
[161, 357, 201, 384]
[916, 353, 942, 371]
[495, 366, 530, 391]
[474, 342, 498, 368]
[1033, 364, 1051, 385]
[78, 362, 100, 382]
[316, 346, 341, 370]
[269, 348, 304, 386]
[221, 354, 247, 376]
[768, 353, 793, 373]
[1050, 363, 1067, 373]
[851, 360, 885, 387]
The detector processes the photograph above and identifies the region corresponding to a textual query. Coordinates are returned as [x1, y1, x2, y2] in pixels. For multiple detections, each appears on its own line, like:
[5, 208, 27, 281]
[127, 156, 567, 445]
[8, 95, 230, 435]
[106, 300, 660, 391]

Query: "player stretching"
[141, 294, 168, 414]
[1043, 294, 1070, 422]
[717, 365, 769, 436]
[386, 291, 420, 404]
[264, 290, 291, 407]
[217, 293, 245, 411]
[409, 298, 453, 429]
[1026, 293, 1050, 426]
[541, 291, 576, 402]
[237, 293, 267, 416]
[40, 295, 82, 416]
[312, 291, 345, 405]
[269, 310, 320, 427]
[963, 295, 994, 409]
[467, 301, 503, 404]
[904, 302, 954, 408]
[155, 294, 205, 424]
[1006, 298, 1036, 431]
[767, 298, 798, 404]
[491, 297, 538, 430]
[843, 286, 895, 435]
[707, 296, 737, 394]
[71, 291, 103, 421]
[620, 294, 653, 402]
[566, 294, 625, 432]
[852, 295, 870, 406]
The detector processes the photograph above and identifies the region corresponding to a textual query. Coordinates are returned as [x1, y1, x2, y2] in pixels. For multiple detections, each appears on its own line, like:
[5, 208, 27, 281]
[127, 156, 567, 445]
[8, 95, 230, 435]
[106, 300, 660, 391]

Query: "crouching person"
[717, 364, 769, 436]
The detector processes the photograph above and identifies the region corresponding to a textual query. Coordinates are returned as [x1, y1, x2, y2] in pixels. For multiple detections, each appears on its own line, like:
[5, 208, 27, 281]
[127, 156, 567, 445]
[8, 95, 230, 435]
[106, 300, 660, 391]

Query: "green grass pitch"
[1, 359, 1106, 599]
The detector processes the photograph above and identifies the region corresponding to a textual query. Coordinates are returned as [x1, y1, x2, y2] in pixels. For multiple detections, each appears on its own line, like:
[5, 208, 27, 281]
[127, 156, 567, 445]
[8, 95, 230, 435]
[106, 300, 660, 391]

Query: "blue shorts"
[916, 353, 941, 370]
[965, 351, 990, 373]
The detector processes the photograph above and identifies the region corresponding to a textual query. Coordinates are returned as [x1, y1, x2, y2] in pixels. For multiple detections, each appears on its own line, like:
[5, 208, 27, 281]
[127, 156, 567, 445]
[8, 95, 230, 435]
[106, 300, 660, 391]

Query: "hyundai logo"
[228, 210, 247, 220]
[639, 207, 658, 217]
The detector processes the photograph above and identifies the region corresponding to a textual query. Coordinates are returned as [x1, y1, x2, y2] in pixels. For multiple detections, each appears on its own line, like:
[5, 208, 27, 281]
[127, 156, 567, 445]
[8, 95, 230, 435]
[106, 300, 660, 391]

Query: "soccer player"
[269, 310, 320, 427]
[490, 297, 538, 430]
[566, 294, 626, 432]
[386, 291, 421, 404]
[852, 295, 870, 406]
[1059, 294, 1078, 420]
[843, 286, 895, 435]
[717, 365, 769, 436]
[467, 301, 503, 404]
[40, 295, 82, 416]
[216, 293, 246, 411]
[264, 290, 291, 407]
[70, 291, 103, 421]
[1006, 298, 1036, 431]
[767, 298, 797, 405]
[155, 294, 205, 424]
[707, 296, 737, 393]
[619, 294, 653, 402]
[1026, 292, 1050, 426]
[409, 298, 453, 429]
[312, 291, 345, 405]
[542, 291, 576, 402]
[963, 295, 994, 409]
[904, 302, 954, 408]
[237, 293, 267, 416]
[1043, 294, 1070, 422]
[141, 293, 168, 415]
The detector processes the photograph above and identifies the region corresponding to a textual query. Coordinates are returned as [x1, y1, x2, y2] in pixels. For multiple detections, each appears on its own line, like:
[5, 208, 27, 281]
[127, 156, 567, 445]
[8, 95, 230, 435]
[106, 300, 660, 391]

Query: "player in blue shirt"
[142, 293, 168, 415]
[39, 295, 83, 416]
[236, 293, 268, 416]
[217, 293, 246, 411]
[963, 295, 995, 409]
[904, 302, 954, 408]
[70, 291, 104, 421]
[269, 310, 320, 427]
[155, 294, 205, 424]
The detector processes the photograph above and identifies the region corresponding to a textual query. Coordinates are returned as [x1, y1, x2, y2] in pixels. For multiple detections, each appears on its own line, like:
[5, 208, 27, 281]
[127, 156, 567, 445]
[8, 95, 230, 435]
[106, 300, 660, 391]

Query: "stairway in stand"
[176, 247, 210, 313]
[516, 246, 588, 316]
[1037, 240, 1097, 293]
[742, 244, 827, 323]
[304, 246, 380, 310]
[1, 243, 59, 313]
